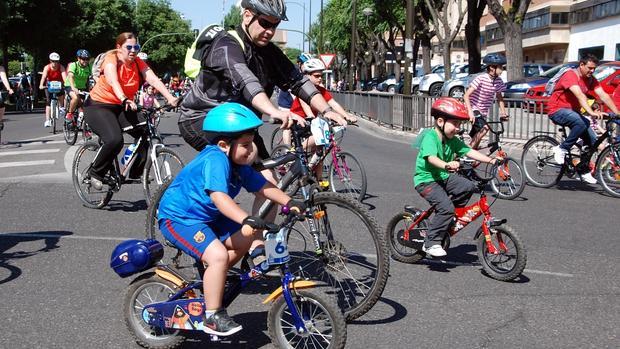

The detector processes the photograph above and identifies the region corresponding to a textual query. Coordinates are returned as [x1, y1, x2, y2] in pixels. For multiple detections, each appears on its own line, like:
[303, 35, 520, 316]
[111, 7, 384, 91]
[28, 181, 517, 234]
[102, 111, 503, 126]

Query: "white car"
[418, 64, 470, 96]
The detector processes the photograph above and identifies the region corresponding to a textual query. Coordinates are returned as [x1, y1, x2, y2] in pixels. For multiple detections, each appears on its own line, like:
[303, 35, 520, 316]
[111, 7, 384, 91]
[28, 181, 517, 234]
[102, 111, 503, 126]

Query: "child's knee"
[202, 243, 229, 266]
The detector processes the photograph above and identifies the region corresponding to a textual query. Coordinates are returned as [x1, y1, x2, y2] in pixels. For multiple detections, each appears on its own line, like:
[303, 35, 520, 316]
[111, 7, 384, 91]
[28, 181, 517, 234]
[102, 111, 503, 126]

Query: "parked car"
[419, 64, 469, 96]
[395, 66, 427, 94]
[360, 76, 384, 91]
[376, 74, 396, 92]
[523, 61, 620, 114]
[503, 63, 564, 99]
[440, 63, 554, 99]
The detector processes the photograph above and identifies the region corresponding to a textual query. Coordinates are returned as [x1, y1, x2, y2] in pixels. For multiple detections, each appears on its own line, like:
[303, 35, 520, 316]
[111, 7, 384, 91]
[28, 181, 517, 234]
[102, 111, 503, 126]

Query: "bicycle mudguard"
[262, 280, 317, 304]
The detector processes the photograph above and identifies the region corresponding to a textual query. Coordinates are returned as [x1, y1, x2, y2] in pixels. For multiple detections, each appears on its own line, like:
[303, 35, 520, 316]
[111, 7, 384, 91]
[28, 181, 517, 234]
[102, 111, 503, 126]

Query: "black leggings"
[84, 99, 147, 181]
[179, 116, 270, 159]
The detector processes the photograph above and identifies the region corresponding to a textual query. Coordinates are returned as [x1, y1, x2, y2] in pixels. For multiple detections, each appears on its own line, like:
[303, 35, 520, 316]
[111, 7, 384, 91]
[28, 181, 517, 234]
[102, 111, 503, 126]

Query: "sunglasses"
[125, 44, 141, 52]
[257, 17, 280, 30]
[311, 73, 323, 78]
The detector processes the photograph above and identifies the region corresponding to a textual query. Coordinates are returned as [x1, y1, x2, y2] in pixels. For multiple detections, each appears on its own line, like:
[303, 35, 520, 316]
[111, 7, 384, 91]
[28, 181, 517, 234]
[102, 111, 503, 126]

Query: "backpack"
[92, 51, 142, 86]
[544, 66, 573, 96]
[184, 24, 245, 79]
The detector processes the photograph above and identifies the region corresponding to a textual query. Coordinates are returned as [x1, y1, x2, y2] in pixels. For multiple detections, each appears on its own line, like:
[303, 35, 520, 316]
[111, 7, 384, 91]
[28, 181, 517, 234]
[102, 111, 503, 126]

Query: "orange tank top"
[90, 54, 148, 105]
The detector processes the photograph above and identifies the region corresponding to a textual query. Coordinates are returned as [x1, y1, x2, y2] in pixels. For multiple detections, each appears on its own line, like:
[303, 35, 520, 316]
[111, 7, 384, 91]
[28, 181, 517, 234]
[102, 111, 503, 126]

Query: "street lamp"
[285, 1, 306, 52]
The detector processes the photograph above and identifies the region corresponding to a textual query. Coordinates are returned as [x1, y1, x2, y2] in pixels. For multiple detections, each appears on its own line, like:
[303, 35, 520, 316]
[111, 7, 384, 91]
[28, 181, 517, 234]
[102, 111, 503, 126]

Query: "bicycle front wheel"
[595, 144, 620, 198]
[270, 127, 286, 151]
[477, 224, 527, 282]
[489, 157, 525, 200]
[286, 192, 388, 320]
[72, 141, 113, 209]
[328, 151, 367, 201]
[521, 135, 562, 188]
[63, 116, 78, 145]
[50, 100, 58, 134]
[142, 147, 185, 206]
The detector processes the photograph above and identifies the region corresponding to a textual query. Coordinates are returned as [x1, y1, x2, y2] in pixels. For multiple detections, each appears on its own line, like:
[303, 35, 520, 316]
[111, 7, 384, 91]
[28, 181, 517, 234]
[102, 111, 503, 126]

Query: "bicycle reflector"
[110, 239, 164, 277]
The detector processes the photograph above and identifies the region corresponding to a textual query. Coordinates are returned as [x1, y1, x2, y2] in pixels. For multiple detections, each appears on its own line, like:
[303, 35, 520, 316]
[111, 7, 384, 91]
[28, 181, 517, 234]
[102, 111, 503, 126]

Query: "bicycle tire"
[268, 286, 347, 349]
[63, 116, 78, 145]
[72, 141, 114, 209]
[270, 127, 286, 151]
[489, 157, 525, 200]
[476, 224, 527, 281]
[285, 191, 388, 320]
[142, 147, 185, 206]
[521, 135, 562, 188]
[123, 273, 184, 349]
[328, 151, 367, 201]
[385, 210, 427, 263]
[50, 100, 58, 134]
[595, 144, 620, 198]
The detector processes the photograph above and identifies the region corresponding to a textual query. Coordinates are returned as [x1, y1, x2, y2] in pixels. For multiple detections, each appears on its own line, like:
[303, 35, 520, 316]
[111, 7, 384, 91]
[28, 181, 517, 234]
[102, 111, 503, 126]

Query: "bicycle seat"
[404, 205, 419, 214]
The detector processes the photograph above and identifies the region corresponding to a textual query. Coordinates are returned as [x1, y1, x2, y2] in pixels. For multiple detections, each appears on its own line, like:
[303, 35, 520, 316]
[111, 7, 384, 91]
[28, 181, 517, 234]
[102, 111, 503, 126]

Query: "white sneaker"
[422, 244, 447, 257]
[580, 172, 597, 184]
[43, 120, 51, 128]
[552, 146, 567, 164]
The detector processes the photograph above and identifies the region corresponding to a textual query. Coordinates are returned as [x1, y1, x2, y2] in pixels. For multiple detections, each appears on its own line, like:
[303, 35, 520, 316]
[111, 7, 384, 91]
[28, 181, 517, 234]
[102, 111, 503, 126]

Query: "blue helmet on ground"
[203, 103, 263, 143]
[483, 53, 507, 66]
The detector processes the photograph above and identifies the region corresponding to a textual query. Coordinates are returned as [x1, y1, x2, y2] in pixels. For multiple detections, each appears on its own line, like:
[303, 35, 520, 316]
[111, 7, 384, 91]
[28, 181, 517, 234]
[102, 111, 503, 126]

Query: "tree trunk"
[504, 21, 524, 81]
[466, 0, 485, 74]
[443, 42, 452, 81]
[412, 37, 421, 73]
[421, 36, 432, 74]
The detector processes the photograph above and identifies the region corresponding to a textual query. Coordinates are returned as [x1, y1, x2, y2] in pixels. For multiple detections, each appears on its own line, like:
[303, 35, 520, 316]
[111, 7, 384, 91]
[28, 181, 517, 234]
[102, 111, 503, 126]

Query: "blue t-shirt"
[277, 89, 293, 108]
[159, 145, 267, 225]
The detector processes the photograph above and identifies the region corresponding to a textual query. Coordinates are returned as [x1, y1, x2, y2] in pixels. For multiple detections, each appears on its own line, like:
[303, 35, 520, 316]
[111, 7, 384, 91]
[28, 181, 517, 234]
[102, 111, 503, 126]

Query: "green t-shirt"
[413, 128, 471, 186]
[65, 61, 92, 90]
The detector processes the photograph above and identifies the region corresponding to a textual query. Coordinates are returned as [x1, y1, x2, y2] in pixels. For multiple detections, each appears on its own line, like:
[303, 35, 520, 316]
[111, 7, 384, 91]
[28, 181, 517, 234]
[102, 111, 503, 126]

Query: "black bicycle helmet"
[483, 53, 507, 66]
[241, 0, 288, 20]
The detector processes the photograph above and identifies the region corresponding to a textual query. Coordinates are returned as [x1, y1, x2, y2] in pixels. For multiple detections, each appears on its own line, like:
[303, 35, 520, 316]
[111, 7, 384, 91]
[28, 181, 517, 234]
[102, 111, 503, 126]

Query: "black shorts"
[179, 117, 270, 160]
[44, 88, 65, 106]
[468, 111, 487, 138]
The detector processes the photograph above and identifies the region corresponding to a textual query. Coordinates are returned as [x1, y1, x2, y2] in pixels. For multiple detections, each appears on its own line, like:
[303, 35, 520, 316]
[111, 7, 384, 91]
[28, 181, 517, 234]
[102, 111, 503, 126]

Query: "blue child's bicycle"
[111, 208, 347, 349]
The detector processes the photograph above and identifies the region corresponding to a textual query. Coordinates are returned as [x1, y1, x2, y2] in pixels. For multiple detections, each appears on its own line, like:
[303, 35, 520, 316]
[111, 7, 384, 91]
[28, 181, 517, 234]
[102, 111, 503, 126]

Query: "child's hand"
[445, 161, 460, 172]
[286, 199, 307, 217]
[242, 216, 267, 233]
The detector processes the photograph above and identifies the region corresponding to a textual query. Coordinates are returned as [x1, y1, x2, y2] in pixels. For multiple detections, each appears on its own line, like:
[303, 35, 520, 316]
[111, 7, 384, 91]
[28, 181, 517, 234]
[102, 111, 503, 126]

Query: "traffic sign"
[319, 54, 336, 69]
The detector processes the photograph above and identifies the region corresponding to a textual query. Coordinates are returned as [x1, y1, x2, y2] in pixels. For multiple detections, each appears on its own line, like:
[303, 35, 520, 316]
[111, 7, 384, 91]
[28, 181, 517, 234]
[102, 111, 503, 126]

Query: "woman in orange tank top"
[83, 32, 178, 191]
[38, 52, 67, 127]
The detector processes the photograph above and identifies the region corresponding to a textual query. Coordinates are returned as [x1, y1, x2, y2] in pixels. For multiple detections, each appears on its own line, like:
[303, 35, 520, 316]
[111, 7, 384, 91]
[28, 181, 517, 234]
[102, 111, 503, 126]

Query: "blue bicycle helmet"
[203, 103, 263, 143]
[297, 52, 313, 63]
[76, 49, 90, 59]
[483, 53, 506, 66]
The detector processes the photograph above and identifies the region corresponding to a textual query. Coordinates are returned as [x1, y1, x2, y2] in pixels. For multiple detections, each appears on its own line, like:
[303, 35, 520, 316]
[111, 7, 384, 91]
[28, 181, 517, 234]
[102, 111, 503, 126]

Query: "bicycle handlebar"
[458, 158, 501, 184]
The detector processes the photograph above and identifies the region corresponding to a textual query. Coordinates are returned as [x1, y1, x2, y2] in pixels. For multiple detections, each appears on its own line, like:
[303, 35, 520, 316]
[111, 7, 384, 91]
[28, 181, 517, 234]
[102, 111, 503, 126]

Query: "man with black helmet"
[464, 53, 508, 149]
[64, 49, 92, 124]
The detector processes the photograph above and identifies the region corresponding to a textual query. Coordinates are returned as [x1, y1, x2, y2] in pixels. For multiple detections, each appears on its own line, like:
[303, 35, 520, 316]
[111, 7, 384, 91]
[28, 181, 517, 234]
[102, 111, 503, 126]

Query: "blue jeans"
[549, 108, 597, 151]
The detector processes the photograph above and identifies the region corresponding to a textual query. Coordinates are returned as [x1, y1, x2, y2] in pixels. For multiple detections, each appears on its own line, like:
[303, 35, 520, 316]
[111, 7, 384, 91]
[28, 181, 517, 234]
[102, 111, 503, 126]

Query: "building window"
[578, 46, 605, 60]
[593, 0, 620, 19]
[571, 8, 592, 24]
[551, 12, 569, 24]
[522, 13, 550, 32]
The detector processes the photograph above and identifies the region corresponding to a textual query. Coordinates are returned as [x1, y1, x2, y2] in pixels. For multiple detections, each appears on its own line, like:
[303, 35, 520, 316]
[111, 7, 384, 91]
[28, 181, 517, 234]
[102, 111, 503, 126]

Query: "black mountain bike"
[146, 123, 389, 321]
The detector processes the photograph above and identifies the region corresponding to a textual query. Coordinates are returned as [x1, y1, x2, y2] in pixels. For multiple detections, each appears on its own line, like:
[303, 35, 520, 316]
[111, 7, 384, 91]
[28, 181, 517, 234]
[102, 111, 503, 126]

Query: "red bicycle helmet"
[431, 97, 469, 121]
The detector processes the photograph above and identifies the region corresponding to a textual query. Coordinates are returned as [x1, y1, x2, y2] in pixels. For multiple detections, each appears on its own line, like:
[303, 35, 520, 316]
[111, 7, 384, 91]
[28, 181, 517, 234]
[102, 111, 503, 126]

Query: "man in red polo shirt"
[547, 54, 619, 184]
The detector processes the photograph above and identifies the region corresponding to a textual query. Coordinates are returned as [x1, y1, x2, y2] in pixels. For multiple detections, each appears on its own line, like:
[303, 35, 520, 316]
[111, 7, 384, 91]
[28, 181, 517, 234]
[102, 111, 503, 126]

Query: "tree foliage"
[224, 4, 242, 30]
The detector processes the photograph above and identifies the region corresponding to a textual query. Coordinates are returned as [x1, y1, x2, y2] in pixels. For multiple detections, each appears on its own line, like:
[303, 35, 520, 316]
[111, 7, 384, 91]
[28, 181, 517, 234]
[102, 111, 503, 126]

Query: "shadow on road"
[0, 230, 72, 285]
[106, 199, 147, 212]
[349, 296, 408, 326]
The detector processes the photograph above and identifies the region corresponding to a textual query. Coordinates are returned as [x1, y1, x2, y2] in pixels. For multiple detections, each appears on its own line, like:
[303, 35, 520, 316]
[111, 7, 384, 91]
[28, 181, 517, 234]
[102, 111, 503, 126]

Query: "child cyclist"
[414, 98, 501, 257]
[157, 103, 305, 336]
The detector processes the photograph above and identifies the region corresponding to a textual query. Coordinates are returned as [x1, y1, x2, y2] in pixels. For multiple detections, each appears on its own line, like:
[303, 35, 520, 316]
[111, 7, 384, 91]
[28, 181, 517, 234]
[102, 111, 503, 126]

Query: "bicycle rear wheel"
[595, 144, 620, 198]
[285, 192, 388, 320]
[488, 157, 525, 200]
[521, 135, 562, 187]
[142, 147, 185, 206]
[328, 151, 367, 201]
[72, 141, 113, 209]
[386, 210, 427, 263]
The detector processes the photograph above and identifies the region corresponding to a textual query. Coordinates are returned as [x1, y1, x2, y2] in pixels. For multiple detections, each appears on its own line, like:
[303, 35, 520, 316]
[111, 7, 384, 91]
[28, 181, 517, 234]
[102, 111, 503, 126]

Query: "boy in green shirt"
[414, 98, 499, 257]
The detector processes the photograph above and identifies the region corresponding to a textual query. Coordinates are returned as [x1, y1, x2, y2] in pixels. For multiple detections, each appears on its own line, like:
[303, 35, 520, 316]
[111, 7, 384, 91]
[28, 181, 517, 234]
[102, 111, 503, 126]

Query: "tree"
[484, 0, 531, 80]
[424, 0, 467, 81]
[283, 47, 302, 64]
[223, 4, 242, 30]
[465, 0, 486, 74]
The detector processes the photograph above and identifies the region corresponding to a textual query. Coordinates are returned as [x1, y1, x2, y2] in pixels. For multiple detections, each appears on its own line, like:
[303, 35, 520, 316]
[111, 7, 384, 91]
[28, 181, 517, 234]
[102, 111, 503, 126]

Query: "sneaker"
[84, 130, 92, 140]
[65, 112, 74, 122]
[422, 244, 447, 257]
[203, 309, 242, 336]
[44, 120, 51, 128]
[580, 172, 597, 184]
[552, 145, 567, 164]
[90, 176, 104, 190]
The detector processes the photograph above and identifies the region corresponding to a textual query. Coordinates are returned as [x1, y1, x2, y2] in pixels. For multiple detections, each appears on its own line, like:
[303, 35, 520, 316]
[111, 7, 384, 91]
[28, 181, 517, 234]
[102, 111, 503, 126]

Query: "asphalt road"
[1, 109, 618, 348]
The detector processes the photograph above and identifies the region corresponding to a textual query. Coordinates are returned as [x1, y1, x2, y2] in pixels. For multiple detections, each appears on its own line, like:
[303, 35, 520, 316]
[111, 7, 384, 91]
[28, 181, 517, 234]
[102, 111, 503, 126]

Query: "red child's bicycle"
[386, 160, 527, 281]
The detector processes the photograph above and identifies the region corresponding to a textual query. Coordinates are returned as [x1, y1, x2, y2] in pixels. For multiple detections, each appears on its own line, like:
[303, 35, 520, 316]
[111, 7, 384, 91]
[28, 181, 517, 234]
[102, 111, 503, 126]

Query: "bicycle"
[47, 81, 64, 134]
[15, 89, 33, 113]
[271, 117, 367, 202]
[270, 118, 345, 151]
[386, 159, 527, 282]
[521, 113, 620, 197]
[460, 118, 525, 200]
[115, 209, 346, 349]
[72, 104, 185, 209]
[62, 90, 93, 145]
[146, 122, 388, 321]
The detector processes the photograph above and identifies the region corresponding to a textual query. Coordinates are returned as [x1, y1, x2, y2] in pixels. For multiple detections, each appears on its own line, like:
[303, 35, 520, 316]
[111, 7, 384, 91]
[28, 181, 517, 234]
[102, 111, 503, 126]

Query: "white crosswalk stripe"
[0, 134, 73, 182]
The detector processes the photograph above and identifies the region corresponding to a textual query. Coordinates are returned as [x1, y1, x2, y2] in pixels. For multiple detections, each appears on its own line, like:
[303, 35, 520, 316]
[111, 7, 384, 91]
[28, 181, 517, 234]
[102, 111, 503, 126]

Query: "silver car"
[419, 64, 469, 96]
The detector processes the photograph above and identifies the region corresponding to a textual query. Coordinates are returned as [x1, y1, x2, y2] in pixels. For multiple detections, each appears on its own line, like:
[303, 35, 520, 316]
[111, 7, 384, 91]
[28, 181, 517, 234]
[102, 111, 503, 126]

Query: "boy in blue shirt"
[158, 103, 304, 336]
[414, 98, 499, 257]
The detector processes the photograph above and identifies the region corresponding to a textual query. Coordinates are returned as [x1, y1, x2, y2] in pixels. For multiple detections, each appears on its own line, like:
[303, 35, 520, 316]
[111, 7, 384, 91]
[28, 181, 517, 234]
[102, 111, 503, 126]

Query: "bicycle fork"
[149, 143, 170, 185]
[478, 216, 509, 254]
